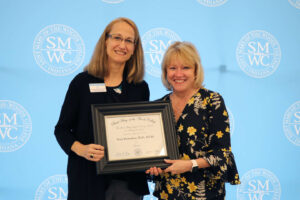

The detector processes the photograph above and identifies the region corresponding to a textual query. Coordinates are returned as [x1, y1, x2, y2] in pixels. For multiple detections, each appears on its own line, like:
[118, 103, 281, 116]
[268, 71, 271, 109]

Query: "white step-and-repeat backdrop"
[1, 0, 300, 199]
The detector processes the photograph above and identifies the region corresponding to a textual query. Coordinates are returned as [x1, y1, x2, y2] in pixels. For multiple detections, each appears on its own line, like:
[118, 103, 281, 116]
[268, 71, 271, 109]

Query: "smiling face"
[105, 21, 135, 67]
[166, 55, 196, 94]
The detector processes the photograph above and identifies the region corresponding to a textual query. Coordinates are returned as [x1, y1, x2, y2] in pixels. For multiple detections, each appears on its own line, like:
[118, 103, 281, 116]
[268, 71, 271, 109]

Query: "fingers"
[164, 166, 172, 174]
[157, 167, 163, 174]
[146, 167, 163, 176]
[153, 167, 161, 176]
[88, 152, 104, 162]
[90, 148, 104, 156]
[164, 166, 178, 175]
[163, 160, 193, 175]
[89, 144, 104, 151]
[145, 160, 179, 176]
[85, 144, 105, 162]
[164, 159, 174, 164]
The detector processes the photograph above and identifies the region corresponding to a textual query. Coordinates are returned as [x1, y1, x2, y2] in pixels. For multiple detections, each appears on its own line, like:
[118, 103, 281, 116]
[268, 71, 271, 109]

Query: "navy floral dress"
[153, 88, 240, 200]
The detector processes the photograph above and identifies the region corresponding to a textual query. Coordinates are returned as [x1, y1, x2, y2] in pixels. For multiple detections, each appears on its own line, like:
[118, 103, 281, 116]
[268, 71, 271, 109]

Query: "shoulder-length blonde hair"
[161, 41, 204, 90]
[84, 17, 144, 83]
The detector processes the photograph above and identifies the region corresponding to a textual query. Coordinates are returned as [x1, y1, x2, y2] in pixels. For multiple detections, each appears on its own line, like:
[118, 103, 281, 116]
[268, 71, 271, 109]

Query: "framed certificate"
[91, 101, 179, 174]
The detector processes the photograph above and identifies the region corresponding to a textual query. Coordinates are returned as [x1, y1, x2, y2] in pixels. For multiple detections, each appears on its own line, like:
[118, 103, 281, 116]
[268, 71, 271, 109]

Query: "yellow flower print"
[170, 179, 180, 187]
[178, 124, 183, 132]
[202, 98, 208, 107]
[221, 148, 226, 151]
[160, 190, 168, 200]
[180, 176, 187, 184]
[216, 131, 223, 139]
[189, 140, 195, 145]
[162, 172, 170, 179]
[188, 97, 195, 106]
[187, 182, 197, 193]
[220, 165, 226, 171]
[182, 153, 190, 160]
[223, 110, 228, 117]
[235, 173, 239, 179]
[225, 126, 230, 133]
[187, 126, 197, 136]
[166, 184, 173, 194]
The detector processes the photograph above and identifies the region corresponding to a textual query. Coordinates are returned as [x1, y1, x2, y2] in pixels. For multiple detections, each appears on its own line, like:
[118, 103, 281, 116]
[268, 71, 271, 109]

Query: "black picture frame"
[91, 101, 179, 174]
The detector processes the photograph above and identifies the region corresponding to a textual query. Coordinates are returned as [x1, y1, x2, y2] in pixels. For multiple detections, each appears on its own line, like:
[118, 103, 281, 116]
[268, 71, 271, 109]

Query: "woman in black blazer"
[55, 17, 150, 200]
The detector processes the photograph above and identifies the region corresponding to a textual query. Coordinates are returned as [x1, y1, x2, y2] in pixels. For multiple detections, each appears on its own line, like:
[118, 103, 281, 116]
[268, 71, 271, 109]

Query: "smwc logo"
[35, 175, 68, 200]
[283, 101, 300, 146]
[237, 168, 281, 200]
[33, 24, 85, 76]
[0, 100, 32, 152]
[142, 28, 181, 78]
[236, 30, 281, 78]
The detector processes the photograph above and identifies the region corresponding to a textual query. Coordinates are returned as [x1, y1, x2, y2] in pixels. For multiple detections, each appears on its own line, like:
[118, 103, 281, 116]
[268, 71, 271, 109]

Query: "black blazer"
[55, 72, 150, 200]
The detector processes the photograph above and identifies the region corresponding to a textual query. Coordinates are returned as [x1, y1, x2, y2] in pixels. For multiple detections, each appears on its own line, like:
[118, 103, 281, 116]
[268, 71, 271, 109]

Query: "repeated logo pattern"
[35, 175, 68, 200]
[142, 28, 181, 78]
[0, 100, 32, 152]
[237, 168, 281, 200]
[33, 24, 85, 76]
[283, 101, 300, 146]
[236, 30, 281, 78]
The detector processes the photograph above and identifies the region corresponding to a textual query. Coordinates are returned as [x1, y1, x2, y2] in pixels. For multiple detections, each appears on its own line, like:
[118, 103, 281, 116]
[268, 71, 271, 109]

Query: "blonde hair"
[161, 41, 204, 90]
[84, 17, 144, 83]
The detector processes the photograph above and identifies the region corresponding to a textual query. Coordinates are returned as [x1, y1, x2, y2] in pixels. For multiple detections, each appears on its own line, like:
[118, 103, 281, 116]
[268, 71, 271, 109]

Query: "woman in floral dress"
[147, 41, 240, 200]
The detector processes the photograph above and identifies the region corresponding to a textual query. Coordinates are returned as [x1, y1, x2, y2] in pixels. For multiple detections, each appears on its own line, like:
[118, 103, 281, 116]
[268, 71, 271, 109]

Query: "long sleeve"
[203, 92, 240, 185]
[54, 77, 80, 155]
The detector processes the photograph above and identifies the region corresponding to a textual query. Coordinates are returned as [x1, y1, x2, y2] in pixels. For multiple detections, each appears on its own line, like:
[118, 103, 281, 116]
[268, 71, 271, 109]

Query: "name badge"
[89, 83, 106, 93]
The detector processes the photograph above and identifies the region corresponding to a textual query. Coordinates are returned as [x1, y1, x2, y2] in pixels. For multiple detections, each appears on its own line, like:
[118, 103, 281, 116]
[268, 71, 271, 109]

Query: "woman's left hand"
[163, 159, 192, 175]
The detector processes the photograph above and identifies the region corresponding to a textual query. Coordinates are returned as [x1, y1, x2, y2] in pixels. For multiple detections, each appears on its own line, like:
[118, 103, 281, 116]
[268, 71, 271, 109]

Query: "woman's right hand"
[71, 141, 105, 162]
[146, 167, 163, 176]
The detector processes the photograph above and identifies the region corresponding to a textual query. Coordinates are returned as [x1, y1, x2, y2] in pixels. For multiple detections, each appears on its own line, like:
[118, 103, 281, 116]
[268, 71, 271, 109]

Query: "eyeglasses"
[107, 34, 136, 46]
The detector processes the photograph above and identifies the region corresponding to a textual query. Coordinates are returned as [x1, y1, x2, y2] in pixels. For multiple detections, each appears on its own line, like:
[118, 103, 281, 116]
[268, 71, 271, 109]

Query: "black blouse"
[153, 88, 240, 200]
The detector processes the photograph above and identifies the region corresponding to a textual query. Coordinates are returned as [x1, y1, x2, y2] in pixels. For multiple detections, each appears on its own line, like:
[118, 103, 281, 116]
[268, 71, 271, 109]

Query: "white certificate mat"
[104, 113, 167, 161]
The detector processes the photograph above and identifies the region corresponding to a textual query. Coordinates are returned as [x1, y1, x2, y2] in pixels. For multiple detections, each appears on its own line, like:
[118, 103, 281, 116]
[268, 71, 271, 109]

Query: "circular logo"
[142, 28, 181, 78]
[288, 0, 300, 9]
[33, 24, 85, 76]
[283, 101, 300, 146]
[236, 30, 281, 78]
[0, 100, 32, 152]
[227, 108, 235, 136]
[237, 168, 281, 200]
[196, 0, 228, 7]
[102, 0, 124, 3]
[35, 175, 68, 200]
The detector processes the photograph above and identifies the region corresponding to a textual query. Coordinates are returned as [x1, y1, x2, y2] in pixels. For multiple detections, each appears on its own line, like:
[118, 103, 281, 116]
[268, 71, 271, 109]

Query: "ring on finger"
[90, 154, 94, 159]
